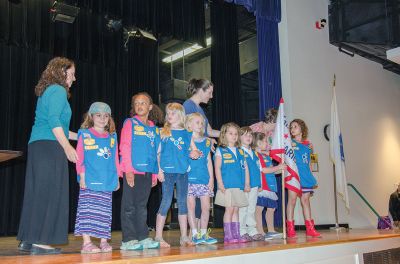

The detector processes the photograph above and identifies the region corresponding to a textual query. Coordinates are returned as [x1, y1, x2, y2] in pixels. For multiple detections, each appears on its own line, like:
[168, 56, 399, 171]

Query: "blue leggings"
[158, 173, 188, 216]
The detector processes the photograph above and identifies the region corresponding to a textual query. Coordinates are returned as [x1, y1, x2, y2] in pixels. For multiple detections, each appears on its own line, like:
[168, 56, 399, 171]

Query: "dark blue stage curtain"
[225, 0, 282, 118]
[225, 0, 284, 228]
[0, 0, 206, 236]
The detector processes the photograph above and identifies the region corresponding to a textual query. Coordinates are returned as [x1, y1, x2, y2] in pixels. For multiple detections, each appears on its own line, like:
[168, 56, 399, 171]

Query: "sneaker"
[120, 240, 143, 251]
[192, 233, 205, 245]
[265, 232, 282, 240]
[200, 228, 218, 244]
[138, 238, 160, 249]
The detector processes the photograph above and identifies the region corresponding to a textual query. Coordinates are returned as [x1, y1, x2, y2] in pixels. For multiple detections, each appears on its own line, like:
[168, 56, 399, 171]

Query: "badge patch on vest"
[206, 139, 211, 147]
[84, 138, 95, 145]
[223, 153, 232, 159]
[238, 149, 244, 156]
[134, 125, 144, 132]
[110, 137, 115, 148]
[170, 137, 184, 150]
[224, 159, 235, 164]
[97, 147, 111, 159]
[84, 145, 99, 150]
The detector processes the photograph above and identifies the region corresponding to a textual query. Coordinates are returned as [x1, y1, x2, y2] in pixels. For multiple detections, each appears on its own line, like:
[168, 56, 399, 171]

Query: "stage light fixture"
[50, 1, 80, 24]
[123, 27, 157, 50]
[105, 15, 122, 32]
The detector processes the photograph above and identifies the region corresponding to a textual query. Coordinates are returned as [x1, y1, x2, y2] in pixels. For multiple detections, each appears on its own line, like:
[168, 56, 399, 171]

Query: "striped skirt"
[74, 188, 112, 239]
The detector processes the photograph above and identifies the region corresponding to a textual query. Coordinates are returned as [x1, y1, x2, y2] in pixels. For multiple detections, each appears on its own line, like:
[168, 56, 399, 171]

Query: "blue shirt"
[29, 84, 71, 143]
[160, 129, 192, 174]
[217, 146, 246, 189]
[242, 147, 261, 188]
[183, 99, 209, 136]
[188, 138, 211, 184]
[292, 140, 317, 188]
[128, 117, 160, 173]
[77, 129, 118, 192]
[259, 153, 278, 192]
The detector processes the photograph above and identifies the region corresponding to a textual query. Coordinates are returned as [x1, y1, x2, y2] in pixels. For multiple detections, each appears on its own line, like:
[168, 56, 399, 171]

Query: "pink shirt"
[76, 127, 121, 177]
[119, 115, 158, 183]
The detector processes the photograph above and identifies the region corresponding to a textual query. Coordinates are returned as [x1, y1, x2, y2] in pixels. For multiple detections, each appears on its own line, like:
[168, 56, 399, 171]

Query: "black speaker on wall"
[329, 0, 400, 75]
[329, 0, 400, 46]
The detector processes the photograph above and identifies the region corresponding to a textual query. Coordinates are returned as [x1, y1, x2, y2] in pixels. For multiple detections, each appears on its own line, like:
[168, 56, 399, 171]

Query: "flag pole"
[281, 155, 287, 240]
[330, 163, 345, 231]
[330, 75, 345, 232]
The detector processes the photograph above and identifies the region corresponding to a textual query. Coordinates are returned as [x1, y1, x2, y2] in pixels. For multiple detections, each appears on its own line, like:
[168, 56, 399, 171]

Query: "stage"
[0, 229, 399, 264]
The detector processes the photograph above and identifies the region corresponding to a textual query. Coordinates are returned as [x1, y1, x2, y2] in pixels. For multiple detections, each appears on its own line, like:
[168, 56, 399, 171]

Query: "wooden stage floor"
[0, 229, 399, 264]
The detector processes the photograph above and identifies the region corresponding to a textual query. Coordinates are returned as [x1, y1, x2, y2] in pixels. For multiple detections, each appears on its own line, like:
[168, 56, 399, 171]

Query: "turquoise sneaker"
[201, 229, 218, 244]
[120, 240, 143, 250]
[191, 233, 205, 245]
[138, 238, 160, 249]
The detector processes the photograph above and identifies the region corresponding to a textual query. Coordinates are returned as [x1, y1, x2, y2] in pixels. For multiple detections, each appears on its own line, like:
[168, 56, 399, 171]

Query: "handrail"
[347, 183, 380, 218]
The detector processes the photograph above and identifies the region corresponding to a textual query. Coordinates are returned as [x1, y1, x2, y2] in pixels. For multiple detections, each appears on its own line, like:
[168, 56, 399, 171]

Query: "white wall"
[279, 0, 400, 228]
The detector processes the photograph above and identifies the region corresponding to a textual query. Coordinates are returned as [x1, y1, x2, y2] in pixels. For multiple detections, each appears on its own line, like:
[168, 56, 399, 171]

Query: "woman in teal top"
[17, 57, 78, 255]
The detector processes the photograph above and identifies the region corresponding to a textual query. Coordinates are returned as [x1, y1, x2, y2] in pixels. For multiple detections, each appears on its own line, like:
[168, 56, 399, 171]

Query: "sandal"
[180, 236, 195, 247]
[100, 241, 112, 253]
[154, 237, 170, 248]
[252, 233, 265, 241]
[81, 242, 101, 254]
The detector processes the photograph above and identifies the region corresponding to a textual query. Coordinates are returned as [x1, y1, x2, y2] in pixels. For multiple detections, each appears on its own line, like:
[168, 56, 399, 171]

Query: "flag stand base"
[330, 224, 346, 232]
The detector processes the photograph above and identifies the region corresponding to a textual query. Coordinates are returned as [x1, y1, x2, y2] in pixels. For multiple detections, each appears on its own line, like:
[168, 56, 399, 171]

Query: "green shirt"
[29, 84, 71, 143]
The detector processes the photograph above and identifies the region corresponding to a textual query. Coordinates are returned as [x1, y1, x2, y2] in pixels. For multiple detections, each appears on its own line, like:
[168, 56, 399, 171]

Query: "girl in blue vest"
[214, 122, 250, 244]
[119, 92, 161, 251]
[253, 132, 286, 240]
[185, 113, 217, 245]
[74, 102, 121, 253]
[287, 119, 321, 238]
[155, 103, 200, 248]
[238, 126, 260, 242]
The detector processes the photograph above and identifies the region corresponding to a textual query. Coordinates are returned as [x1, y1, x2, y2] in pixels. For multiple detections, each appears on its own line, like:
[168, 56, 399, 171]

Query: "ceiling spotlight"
[105, 15, 122, 32]
[50, 1, 80, 24]
[123, 27, 157, 50]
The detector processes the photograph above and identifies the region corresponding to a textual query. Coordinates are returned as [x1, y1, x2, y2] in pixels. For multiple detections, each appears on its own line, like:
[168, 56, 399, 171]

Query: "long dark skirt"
[17, 140, 69, 245]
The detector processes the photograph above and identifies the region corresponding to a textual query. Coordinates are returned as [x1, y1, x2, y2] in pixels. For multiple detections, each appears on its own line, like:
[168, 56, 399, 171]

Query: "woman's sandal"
[81, 242, 101, 254]
[99, 241, 112, 253]
[154, 237, 170, 248]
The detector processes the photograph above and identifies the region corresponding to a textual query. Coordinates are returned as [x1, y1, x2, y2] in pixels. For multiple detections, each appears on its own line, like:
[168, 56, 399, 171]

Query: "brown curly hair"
[129, 92, 164, 125]
[264, 108, 278, 124]
[290, 119, 309, 141]
[35, 57, 75, 97]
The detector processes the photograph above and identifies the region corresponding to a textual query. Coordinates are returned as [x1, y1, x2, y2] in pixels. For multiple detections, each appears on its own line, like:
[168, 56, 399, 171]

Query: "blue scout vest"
[243, 148, 261, 188]
[292, 140, 317, 188]
[218, 146, 246, 189]
[160, 129, 192, 174]
[262, 154, 278, 192]
[77, 129, 118, 192]
[129, 117, 160, 173]
[188, 138, 212, 184]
